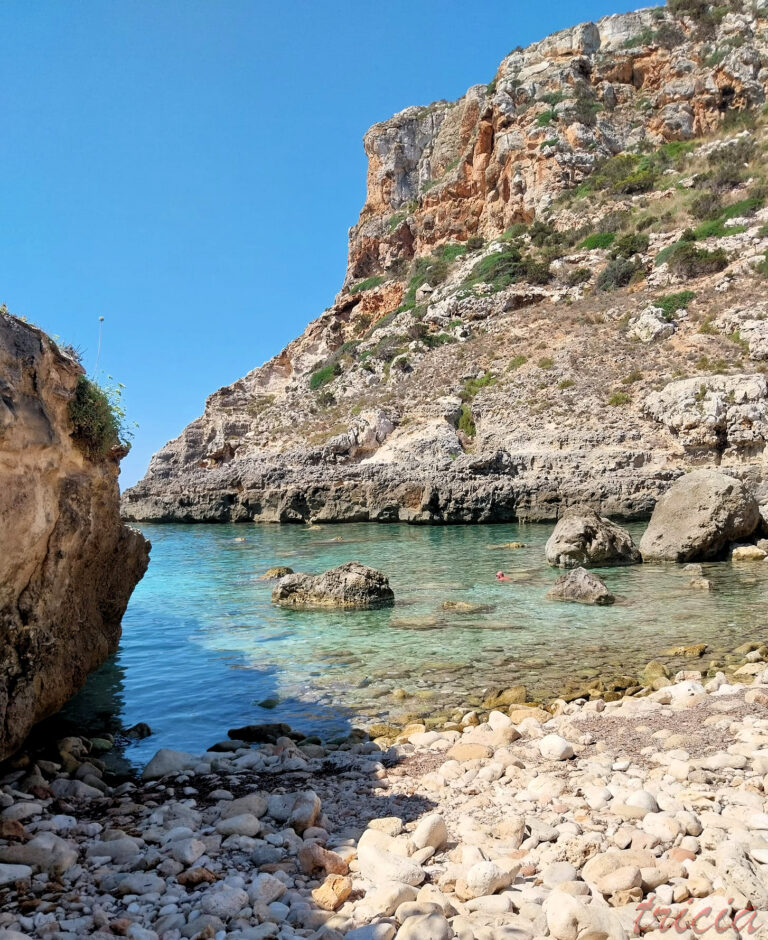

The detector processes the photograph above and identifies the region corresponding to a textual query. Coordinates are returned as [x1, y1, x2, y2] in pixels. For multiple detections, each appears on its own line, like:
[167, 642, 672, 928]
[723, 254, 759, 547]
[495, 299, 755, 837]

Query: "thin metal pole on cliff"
[94, 316, 105, 377]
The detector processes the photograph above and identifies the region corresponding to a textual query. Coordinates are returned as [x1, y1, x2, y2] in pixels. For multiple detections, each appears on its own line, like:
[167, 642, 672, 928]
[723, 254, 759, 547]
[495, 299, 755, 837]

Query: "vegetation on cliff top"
[70, 375, 132, 459]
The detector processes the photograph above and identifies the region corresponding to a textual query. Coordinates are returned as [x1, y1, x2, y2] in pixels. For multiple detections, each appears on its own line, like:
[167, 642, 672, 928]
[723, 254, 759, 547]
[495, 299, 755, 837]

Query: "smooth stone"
[0, 863, 32, 885]
[539, 734, 574, 761]
[412, 814, 448, 851]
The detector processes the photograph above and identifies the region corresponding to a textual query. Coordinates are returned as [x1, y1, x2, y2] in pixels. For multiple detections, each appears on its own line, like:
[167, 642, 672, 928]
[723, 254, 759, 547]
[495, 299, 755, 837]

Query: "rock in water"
[272, 561, 394, 609]
[639, 470, 759, 562]
[545, 506, 641, 568]
[546, 567, 615, 605]
[0, 312, 150, 760]
[260, 565, 294, 579]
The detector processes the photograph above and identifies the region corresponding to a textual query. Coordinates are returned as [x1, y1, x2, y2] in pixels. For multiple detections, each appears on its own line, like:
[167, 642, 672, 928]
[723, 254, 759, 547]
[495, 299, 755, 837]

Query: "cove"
[63, 521, 768, 765]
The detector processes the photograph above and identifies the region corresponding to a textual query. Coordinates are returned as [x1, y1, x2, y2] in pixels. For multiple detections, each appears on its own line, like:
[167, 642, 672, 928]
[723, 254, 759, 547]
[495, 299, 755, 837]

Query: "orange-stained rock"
[311, 874, 352, 911]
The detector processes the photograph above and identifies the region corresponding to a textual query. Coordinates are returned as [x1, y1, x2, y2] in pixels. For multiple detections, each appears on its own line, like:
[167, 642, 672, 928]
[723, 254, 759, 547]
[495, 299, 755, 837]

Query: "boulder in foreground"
[545, 506, 641, 568]
[639, 470, 759, 562]
[546, 567, 615, 605]
[0, 312, 150, 760]
[272, 561, 394, 609]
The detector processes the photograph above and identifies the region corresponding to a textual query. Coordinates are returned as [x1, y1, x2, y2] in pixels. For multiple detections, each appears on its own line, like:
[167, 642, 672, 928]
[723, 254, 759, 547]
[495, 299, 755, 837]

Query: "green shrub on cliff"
[466, 245, 552, 291]
[458, 403, 476, 437]
[588, 154, 659, 196]
[611, 232, 650, 259]
[309, 362, 342, 390]
[654, 290, 696, 318]
[664, 243, 729, 278]
[667, 0, 740, 36]
[596, 257, 644, 291]
[580, 232, 616, 250]
[349, 275, 384, 294]
[69, 375, 128, 458]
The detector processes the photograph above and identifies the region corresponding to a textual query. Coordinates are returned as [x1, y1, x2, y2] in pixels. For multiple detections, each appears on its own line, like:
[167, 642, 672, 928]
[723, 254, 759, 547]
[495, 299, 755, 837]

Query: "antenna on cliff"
[94, 316, 105, 377]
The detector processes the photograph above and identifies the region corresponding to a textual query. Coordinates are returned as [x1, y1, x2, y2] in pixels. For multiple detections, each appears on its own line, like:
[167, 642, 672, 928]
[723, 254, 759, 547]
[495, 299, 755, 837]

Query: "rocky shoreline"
[4, 657, 768, 940]
[121, 454, 674, 526]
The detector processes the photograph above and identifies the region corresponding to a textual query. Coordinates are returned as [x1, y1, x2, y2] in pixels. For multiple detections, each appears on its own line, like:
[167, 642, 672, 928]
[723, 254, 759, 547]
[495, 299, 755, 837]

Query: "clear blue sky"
[0, 0, 642, 486]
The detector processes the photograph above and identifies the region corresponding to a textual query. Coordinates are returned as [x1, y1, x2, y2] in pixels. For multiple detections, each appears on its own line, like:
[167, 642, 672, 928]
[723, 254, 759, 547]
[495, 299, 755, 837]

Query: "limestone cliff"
[124, 2, 768, 524]
[0, 313, 150, 759]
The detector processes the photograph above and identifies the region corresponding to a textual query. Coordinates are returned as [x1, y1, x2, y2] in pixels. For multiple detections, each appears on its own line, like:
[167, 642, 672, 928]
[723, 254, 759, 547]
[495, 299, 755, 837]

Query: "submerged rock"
[483, 686, 527, 709]
[546, 567, 615, 605]
[639, 470, 759, 562]
[441, 601, 495, 614]
[272, 561, 394, 609]
[260, 565, 294, 579]
[545, 506, 641, 568]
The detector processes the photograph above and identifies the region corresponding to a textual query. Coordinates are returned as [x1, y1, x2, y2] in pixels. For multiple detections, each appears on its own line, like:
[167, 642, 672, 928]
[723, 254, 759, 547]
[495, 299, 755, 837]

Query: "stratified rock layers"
[0, 313, 150, 758]
[123, 5, 768, 524]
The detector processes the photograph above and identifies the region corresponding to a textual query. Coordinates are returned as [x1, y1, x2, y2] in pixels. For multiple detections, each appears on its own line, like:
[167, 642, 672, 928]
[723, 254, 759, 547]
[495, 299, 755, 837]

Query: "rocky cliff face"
[0, 313, 150, 759]
[124, 2, 768, 525]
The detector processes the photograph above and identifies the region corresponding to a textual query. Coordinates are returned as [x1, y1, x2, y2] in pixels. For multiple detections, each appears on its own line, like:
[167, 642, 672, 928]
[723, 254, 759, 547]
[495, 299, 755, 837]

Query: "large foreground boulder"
[0, 313, 150, 759]
[272, 561, 394, 609]
[546, 567, 615, 606]
[545, 507, 641, 568]
[639, 470, 759, 562]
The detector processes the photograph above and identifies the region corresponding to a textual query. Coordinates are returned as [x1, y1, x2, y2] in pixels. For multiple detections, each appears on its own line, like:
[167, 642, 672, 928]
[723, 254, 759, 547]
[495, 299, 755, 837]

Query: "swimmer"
[496, 571, 510, 581]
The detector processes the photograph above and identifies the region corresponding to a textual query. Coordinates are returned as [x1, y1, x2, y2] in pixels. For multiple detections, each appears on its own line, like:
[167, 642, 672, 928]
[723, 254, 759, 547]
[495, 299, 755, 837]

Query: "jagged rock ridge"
[124, 2, 768, 524]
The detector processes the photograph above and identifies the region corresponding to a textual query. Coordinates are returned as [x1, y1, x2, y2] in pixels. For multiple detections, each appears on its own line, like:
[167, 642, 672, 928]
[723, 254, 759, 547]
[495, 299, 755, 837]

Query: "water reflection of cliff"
[55, 652, 136, 774]
[60, 651, 126, 735]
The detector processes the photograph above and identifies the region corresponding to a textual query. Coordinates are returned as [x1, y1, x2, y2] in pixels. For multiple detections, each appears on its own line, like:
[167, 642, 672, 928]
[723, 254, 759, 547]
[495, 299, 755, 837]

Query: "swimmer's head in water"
[496, 571, 504, 579]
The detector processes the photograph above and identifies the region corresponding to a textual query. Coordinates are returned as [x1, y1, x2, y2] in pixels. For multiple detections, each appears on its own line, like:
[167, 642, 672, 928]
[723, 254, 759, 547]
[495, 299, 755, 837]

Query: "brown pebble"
[298, 842, 348, 876]
[0, 819, 28, 842]
[177, 867, 218, 887]
[668, 847, 697, 863]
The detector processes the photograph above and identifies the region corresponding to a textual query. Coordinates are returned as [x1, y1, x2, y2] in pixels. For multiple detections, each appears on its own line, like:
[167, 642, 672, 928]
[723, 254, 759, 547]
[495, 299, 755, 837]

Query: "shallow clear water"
[63, 522, 768, 765]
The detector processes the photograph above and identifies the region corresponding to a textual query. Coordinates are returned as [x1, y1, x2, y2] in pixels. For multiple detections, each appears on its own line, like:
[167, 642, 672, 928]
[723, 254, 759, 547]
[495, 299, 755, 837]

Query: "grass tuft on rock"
[309, 362, 342, 390]
[654, 290, 696, 318]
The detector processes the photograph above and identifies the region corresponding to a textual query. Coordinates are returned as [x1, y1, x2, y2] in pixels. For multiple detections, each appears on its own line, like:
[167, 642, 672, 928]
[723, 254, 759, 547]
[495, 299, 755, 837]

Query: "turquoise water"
[63, 522, 768, 764]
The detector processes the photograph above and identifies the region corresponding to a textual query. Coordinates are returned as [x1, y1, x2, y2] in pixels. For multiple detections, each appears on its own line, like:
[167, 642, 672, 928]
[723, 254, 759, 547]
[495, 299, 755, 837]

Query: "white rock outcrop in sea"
[639, 469, 760, 561]
[545, 506, 640, 568]
[272, 561, 395, 609]
[546, 566, 615, 605]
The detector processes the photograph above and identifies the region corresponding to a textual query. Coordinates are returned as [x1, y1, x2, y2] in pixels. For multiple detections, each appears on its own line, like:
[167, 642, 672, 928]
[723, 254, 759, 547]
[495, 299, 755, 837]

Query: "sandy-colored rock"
[446, 742, 494, 762]
[640, 470, 759, 562]
[545, 507, 640, 568]
[546, 567, 615, 605]
[0, 313, 149, 759]
[311, 874, 352, 911]
[732, 544, 767, 561]
[260, 565, 294, 579]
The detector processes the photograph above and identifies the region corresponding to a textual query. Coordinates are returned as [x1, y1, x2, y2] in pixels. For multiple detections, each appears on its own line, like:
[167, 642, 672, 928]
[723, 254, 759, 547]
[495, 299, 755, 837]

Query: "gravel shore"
[3, 668, 768, 939]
